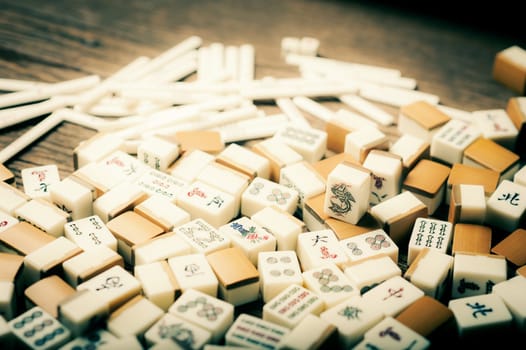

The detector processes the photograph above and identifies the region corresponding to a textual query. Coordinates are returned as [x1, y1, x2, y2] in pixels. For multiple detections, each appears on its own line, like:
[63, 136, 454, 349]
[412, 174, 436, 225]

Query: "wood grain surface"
[0, 0, 525, 344]
[1, 0, 524, 184]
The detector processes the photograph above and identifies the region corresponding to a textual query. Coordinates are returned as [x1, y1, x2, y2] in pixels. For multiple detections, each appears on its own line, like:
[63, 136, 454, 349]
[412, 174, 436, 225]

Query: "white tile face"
[262, 284, 324, 329]
[389, 134, 427, 169]
[58, 290, 109, 337]
[134, 262, 178, 311]
[407, 217, 453, 265]
[137, 136, 180, 172]
[369, 191, 423, 223]
[258, 250, 304, 303]
[0, 183, 29, 215]
[219, 217, 276, 266]
[174, 218, 231, 255]
[95, 150, 148, 189]
[59, 329, 117, 350]
[168, 289, 234, 343]
[170, 149, 216, 183]
[486, 179, 526, 232]
[302, 200, 329, 233]
[0, 281, 15, 320]
[514, 165, 526, 187]
[21, 164, 61, 201]
[273, 124, 328, 163]
[92, 182, 146, 223]
[362, 152, 403, 206]
[324, 163, 370, 225]
[218, 143, 271, 179]
[50, 177, 93, 221]
[344, 127, 388, 162]
[448, 293, 513, 337]
[107, 297, 164, 338]
[472, 109, 518, 149]
[134, 196, 191, 231]
[177, 181, 238, 228]
[23, 236, 80, 285]
[77, 265, 141, 311]
[397, 112, 433, 142]
[0, 211, 18, 233]
[360, 316, 430, 350]
[241, 176, 299, 217]
[277, 313, 334, 350]
[0, 316, 12, 347]
[302, 263, 359, 309]
[281, 36, 301, 56]
[134, 232, 192, 265]
[8, 306, 71, 350]
[406, 186, 445, 216]
[343, 255, 402, 294]
[225, 313, 289, 349]
[75, 134, 124, 169]
[168, 253, 219, 297]
[62, 245, 122, 288]
[320, 296, 385, 348]
[279, 162, 325, 212]
[455, 184, 487, 224]
[405, 249, 453, 299]
[255, 138, 303, 168]
[296, 229, 348, 271]
[492, 275, 526, 332]
[300, 37, 320, 56]
[14, 199, 69, 237]
[134, 169, 188, 203]
[518, 96, 526, 112]
[430, 119, 481, 165]
[97, 336, 143, 350]
[196, 163, 250, 200]
[251, 206, 304, 251]
[65, 215, 118, 251]
[339, 229, 399, 264]
[144, 313, 212, 349]
[451, 254, 508, 300]
[75, 150, 146, 194]
[361, 276, 424, 317]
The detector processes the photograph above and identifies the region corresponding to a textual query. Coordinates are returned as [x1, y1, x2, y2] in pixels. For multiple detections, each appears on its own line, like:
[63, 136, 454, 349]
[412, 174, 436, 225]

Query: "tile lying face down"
[206, 246, 260, 306]
[398, 100, 451, 143]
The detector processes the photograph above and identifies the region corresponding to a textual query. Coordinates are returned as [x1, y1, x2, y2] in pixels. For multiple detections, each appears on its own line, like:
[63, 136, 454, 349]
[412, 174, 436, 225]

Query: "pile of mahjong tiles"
[0, 35, 526, 350]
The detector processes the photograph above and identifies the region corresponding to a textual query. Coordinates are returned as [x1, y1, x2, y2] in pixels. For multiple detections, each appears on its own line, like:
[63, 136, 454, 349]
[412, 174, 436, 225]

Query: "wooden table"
[1, 0, 525, 182]
[1, 0, 524, 346]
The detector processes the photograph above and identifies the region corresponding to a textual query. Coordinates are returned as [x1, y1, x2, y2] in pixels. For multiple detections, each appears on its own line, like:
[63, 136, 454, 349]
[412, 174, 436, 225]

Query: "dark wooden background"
[1, 0, 525, 185]
[1, 0, 525, 346]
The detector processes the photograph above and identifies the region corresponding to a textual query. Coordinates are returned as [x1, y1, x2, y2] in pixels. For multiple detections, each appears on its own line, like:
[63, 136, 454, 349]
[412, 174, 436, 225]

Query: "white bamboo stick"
[0, 74, 100, 109]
